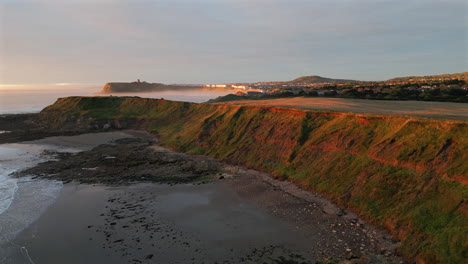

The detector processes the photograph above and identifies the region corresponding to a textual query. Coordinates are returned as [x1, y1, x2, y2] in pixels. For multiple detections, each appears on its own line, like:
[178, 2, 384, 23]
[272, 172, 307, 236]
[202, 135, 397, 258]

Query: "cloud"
[0, 0, 466, 84]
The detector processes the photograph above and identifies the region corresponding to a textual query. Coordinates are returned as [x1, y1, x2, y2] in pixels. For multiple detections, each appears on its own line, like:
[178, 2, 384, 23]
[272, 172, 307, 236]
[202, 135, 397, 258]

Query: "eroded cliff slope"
[38, 96, 467, 263]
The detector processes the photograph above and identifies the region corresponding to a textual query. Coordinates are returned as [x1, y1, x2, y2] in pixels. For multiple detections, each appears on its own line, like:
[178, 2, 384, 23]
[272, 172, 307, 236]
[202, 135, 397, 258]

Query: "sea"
[0, 84, 231, 114]
[0, 85, 232, 250]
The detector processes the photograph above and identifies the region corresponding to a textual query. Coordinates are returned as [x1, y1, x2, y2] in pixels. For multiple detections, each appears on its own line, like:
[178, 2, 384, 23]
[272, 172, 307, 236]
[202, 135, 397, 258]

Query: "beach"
[0, 114, 403, 264]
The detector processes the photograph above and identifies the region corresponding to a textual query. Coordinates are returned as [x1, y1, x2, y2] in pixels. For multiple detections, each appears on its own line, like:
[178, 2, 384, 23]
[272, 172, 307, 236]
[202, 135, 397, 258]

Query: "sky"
[0, 0, 467, 85]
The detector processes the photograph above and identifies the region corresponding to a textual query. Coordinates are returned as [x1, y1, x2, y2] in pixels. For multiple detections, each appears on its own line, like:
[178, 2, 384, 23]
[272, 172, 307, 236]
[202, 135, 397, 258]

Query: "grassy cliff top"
[220, 97, 468, 121]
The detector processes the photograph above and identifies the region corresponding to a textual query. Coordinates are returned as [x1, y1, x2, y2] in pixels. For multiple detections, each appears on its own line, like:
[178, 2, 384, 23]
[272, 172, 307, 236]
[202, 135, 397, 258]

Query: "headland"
[1, 96, 466, 263]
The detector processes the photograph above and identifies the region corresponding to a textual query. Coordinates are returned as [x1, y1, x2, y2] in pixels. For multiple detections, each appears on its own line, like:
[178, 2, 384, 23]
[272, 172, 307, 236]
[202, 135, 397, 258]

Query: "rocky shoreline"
[0, 114, 85, 144]
[1, 114, 404, 263]
[15, 136, 223, 185]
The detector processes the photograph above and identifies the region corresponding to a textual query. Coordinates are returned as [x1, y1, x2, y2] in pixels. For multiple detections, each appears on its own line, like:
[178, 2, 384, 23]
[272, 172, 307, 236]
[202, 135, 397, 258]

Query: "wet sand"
[6, 183, 317, 264]
[5, 181, 403, 264]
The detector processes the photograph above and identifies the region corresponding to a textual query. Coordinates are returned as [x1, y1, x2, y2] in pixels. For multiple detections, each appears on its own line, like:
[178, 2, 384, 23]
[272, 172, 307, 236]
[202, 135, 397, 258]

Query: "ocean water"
[0, 132, 138, 250]
[0, 143, 65, 245]
[0, 85, 232, 114]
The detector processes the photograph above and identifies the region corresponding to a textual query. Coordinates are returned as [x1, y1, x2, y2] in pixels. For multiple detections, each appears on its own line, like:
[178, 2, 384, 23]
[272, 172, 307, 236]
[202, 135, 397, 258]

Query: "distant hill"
[289, 75, 357, 84]
[387, 72, 468, 82]
[288, 72, 467, 84]
[98, 81, 202, 94]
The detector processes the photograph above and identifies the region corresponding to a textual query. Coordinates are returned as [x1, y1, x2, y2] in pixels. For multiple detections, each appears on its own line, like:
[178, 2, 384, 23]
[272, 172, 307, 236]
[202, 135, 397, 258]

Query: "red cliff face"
[38, 97, 467, 263]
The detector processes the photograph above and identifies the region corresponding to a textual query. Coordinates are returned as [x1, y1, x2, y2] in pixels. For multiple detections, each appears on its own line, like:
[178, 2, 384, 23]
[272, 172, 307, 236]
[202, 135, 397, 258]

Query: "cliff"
[38, 96, 467, 263]
[99, 82, 201, 93]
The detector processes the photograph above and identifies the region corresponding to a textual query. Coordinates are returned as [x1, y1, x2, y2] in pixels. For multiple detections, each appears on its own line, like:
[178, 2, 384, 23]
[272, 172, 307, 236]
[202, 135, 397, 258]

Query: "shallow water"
[0, 144, 53, 216]
[0, 132, 137, 252]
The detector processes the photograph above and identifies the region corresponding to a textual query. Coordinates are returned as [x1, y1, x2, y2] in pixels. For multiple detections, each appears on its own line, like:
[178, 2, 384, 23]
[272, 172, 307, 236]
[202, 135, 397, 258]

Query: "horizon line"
[1, 71, 466, 87]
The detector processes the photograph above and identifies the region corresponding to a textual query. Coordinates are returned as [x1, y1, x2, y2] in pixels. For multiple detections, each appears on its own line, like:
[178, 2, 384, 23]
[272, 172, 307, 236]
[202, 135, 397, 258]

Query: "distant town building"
[232, 85, 248, 89]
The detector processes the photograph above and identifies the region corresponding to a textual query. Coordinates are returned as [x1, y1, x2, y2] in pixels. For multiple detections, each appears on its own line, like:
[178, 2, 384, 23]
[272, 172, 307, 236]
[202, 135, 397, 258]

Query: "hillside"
[289, 72, 467, 84]
[289, 75, 357, 84]
[37, 96, 467, 264]
[387, 72, 468, 83]
[98, 81, 201, 93]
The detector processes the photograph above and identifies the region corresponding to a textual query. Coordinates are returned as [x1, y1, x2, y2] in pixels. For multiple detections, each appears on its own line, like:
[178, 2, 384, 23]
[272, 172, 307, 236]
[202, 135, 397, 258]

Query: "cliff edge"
[37, 96, 467, 263]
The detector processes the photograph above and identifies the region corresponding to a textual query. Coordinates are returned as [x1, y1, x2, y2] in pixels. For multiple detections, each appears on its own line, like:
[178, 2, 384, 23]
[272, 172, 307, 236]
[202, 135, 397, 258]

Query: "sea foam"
[0, 173, 18, 215]
[0, 143, 65, 246]
[0, 145, 43, 216]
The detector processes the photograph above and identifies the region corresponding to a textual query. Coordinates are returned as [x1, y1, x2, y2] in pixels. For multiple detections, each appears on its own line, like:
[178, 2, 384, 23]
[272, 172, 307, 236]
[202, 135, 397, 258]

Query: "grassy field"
[221, 97, 468, 120]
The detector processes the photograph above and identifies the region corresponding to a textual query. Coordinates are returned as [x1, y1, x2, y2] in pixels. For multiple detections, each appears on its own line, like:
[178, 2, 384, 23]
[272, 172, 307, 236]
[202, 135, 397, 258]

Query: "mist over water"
[0, 85, 232, 114]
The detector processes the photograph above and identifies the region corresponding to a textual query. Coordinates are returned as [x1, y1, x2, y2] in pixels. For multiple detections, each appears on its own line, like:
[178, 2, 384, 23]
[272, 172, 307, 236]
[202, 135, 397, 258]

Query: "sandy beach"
[0, 114, 404, 264]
